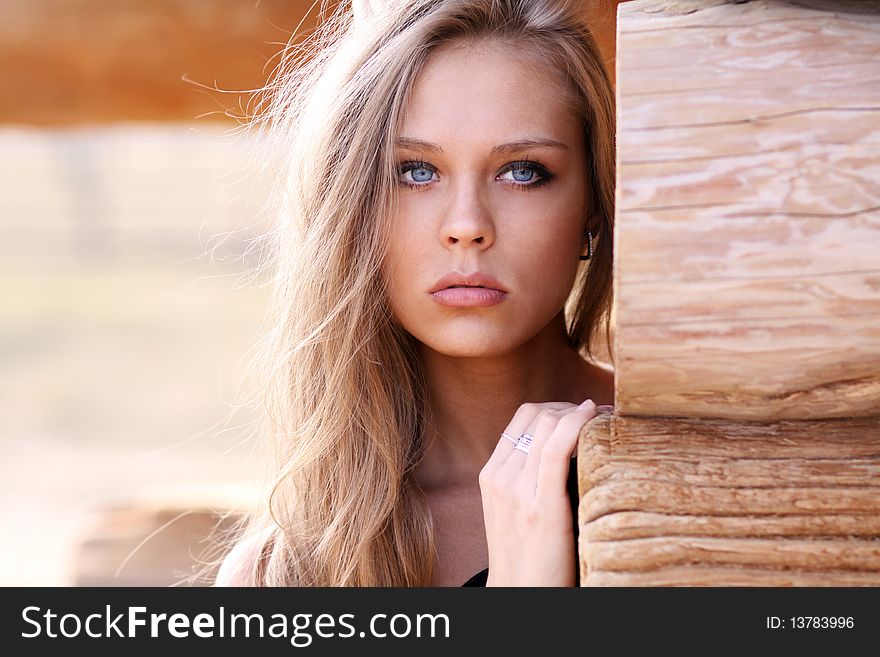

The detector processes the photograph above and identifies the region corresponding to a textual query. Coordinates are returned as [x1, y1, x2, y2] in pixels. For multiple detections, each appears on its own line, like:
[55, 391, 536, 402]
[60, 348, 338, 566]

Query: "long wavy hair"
[210, 0, 615, 587]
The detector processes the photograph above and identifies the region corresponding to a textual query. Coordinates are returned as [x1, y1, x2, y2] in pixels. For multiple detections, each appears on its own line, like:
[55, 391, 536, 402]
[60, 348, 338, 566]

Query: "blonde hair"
[212, 0, 615, 587]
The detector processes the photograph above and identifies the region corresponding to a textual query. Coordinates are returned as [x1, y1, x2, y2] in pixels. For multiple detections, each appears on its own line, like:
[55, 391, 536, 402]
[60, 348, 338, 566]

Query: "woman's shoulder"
[214, 526, 275, 587]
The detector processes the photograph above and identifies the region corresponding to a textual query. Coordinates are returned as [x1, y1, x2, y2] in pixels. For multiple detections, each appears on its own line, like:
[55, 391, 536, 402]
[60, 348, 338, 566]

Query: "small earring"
[579, 229, 593, 261]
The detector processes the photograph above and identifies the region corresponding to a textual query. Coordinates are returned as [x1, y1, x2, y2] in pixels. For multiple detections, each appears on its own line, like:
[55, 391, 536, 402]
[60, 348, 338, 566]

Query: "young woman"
[214, 0, 615, 587]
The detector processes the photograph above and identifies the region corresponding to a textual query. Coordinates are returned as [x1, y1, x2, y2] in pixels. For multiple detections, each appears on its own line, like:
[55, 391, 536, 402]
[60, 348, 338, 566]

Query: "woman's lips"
[430, 287, 508, 307]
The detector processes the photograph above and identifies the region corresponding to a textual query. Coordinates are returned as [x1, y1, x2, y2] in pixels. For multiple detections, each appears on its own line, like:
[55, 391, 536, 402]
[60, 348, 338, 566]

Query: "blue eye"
[410, 167, 434, 182]
[510, 167, 534, 182]
[397, 161, 438, 188]
[498, 160, 552, 189]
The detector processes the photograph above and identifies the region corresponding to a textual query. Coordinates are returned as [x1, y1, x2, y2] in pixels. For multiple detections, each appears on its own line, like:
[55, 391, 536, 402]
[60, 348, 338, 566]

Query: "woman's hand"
[478, 399, 599, 587]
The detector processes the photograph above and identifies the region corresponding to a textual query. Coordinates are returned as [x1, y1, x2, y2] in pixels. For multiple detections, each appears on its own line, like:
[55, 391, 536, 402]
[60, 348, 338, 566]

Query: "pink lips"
[428, 271, 508, 308]
[431, 287, 507, 307]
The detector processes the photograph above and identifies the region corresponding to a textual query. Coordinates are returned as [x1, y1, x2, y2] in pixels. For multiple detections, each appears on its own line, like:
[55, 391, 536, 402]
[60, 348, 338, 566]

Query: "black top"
[461, 457, 581, 586]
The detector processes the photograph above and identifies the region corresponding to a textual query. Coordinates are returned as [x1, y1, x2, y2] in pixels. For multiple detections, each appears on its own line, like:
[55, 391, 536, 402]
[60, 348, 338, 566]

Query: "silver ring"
[513, 432, 533, 454]
[501, 432, 519, 445]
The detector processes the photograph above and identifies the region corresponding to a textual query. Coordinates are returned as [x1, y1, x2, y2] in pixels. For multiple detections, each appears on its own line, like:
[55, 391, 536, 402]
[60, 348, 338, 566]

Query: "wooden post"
[580, 412, 880, 585]
[613, 0, 880, 422]
[579, 0, 880, 585]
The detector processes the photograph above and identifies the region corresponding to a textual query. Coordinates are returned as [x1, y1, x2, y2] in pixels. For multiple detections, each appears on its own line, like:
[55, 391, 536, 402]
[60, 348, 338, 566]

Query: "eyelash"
[396, 159, 553, 191]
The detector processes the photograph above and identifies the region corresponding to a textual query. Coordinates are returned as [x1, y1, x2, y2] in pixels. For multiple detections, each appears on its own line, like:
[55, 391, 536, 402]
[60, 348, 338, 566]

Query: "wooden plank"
[586, 536, 880, 572]
[578, 413, 880, 585]
[582, 414, 880, 459]
[614, 0, 880, 420]
[584, 512, 880, 542]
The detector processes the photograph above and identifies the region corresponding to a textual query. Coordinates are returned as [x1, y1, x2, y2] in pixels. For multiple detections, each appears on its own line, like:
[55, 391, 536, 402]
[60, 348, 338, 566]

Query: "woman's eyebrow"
[395, 137, 569, 154]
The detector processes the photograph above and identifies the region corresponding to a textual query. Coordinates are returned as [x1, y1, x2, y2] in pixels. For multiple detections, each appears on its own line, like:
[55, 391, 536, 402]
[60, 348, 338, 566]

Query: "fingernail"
[596, 405, 615, 414]
[578, 399, 595, 409]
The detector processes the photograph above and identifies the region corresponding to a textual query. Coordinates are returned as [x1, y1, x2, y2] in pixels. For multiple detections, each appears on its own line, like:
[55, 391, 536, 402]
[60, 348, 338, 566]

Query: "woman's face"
[383, 39, 589, 357]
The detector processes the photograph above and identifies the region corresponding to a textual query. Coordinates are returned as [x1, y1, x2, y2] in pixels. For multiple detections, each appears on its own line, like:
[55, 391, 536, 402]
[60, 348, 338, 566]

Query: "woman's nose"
[439, 183, 495, 249]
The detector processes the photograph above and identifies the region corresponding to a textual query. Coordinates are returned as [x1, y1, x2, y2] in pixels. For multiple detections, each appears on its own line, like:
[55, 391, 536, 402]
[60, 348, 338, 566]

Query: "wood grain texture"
[577, 413, 880, 586]
[614, 0, 880, 420]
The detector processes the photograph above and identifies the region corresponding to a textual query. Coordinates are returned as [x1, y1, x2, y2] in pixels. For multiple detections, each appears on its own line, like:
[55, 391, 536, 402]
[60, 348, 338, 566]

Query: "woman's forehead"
[399, 40, 581, 147]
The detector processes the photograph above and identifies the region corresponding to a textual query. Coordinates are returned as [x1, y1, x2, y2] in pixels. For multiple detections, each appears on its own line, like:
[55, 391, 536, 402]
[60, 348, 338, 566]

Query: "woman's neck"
[413, 311, 602, 492]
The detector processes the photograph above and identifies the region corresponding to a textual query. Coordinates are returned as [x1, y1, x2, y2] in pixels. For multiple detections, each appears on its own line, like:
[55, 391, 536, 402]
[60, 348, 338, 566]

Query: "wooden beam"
[613, 0, 880, 421]
[579, 0, 880, 586]
[578, 413, 880, 586]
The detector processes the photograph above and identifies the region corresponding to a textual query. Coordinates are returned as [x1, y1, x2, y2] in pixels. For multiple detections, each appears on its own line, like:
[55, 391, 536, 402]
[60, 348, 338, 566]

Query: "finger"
[491, 401, 572, 463]
[521, 404, 587, 484]
[488, 403, 541, 465]
[535, 401, 597, 502]
[501, 406, 567, 480]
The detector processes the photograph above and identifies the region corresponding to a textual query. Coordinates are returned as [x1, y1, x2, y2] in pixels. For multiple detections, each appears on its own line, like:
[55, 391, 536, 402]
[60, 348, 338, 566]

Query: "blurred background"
[0, 0, 619, 586]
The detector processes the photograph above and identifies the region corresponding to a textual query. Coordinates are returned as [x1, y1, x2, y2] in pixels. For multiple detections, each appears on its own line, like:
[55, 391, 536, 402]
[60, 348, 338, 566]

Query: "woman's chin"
[418, 334, 523, 359]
